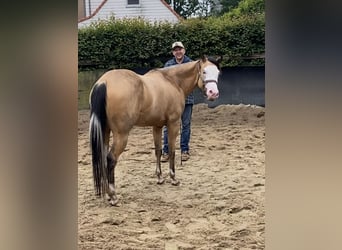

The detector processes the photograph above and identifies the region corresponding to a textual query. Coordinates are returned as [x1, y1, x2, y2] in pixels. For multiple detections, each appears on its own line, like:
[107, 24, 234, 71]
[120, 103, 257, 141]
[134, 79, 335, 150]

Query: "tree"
[164, 0, 263, 19]
[164, 0, 201, 19]
[227, 0, 265, 17]
[217, 0, 242, 15]
[196, 0, 216, 17]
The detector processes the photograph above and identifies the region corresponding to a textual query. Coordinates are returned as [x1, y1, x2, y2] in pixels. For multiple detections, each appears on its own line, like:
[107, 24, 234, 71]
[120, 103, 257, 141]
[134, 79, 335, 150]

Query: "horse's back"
[95, 68, 185, 129]
[98, 69, 141, 87]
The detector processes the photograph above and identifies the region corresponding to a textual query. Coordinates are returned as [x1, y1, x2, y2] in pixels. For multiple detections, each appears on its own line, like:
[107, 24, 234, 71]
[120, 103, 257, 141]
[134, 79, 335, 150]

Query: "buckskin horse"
[89, 56, 221, 205]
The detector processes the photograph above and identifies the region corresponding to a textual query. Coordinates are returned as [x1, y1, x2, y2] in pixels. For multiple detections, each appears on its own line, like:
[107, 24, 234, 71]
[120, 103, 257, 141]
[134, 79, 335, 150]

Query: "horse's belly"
[135, 115, 166, 127]
[135, 99, 182, 127]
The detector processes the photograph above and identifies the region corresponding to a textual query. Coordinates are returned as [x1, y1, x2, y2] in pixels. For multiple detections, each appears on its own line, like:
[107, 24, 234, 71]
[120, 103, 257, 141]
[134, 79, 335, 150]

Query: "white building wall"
[79, 0, 179, 28]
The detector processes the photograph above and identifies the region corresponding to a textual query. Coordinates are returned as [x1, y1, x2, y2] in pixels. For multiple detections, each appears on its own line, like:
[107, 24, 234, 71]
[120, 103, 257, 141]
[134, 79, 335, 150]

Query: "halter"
[196, 60, 219, 86]
[204, 79, 218, 84]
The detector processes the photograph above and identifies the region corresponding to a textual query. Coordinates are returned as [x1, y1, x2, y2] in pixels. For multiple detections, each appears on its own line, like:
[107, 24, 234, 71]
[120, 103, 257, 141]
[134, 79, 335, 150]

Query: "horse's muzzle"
[204, 81, 219, 101]
[206, 91, 219, 101]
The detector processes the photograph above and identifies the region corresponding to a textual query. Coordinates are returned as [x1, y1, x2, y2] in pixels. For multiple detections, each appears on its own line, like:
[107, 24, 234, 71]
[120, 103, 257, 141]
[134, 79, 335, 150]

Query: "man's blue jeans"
[163, 104, 193, 154]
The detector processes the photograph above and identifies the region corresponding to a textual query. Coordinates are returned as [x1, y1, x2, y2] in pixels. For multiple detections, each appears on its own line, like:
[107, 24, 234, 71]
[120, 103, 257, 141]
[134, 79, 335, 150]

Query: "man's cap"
[172, 41, 185, 50]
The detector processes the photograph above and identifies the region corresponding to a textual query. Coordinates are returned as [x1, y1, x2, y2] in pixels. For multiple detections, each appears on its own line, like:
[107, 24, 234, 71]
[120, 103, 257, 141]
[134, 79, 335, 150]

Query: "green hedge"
[78, 13, 264, 71]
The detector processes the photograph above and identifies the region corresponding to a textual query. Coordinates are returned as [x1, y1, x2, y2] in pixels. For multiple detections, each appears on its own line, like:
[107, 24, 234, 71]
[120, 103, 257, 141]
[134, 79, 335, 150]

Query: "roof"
[78, 0, 183, 23]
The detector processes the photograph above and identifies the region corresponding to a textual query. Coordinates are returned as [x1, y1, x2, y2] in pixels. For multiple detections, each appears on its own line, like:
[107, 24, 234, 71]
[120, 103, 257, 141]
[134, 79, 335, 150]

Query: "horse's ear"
[201, 54, 207, 62]
[216, 55, 223, 64]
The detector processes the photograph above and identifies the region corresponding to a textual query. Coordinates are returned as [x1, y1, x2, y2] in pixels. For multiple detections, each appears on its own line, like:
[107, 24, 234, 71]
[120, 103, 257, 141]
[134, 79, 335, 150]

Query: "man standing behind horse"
[161, 41, 193, 162]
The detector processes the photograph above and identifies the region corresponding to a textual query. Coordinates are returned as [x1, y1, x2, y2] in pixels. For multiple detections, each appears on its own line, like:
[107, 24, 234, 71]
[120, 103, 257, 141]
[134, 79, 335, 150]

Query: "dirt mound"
[78, 104, 265, 249]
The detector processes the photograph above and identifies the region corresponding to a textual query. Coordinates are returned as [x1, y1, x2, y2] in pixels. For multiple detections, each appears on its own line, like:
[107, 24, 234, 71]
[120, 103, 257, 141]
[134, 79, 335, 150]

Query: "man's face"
[172, 47, 185, 60]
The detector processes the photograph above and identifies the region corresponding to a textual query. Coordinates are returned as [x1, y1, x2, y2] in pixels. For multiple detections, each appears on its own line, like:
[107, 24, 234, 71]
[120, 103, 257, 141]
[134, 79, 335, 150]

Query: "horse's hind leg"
[103, 128, 118, 205]
[107, 131, 129, 206]
[153, 126, 164, 184]
[106, 151, 117, 205]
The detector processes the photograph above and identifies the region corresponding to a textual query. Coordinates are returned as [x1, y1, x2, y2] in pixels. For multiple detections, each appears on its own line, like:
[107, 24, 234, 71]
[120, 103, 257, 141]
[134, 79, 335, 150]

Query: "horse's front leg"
[168, 123, 180, 186]
[153, 126, 164, 184]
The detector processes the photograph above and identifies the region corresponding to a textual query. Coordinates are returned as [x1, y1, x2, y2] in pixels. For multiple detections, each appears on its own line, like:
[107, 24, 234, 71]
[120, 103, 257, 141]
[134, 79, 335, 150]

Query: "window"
[127, 0, 140, 5]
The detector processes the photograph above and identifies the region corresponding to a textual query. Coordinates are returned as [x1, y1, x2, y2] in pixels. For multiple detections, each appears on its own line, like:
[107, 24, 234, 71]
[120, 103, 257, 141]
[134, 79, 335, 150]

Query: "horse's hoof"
[109, 198, 119, 206]
[157, 178, 165, 185]
[106, 192, 117, 201]
[171, 179, 180, 186]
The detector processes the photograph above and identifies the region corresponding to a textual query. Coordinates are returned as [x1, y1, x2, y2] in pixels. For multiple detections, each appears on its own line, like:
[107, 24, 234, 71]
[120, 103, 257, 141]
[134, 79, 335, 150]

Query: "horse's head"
[197, 55, 222, 101]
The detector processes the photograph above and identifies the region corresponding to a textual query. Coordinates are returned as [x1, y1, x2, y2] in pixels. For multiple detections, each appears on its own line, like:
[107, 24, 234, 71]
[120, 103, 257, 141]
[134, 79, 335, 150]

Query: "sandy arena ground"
[78, 103, 265, 249]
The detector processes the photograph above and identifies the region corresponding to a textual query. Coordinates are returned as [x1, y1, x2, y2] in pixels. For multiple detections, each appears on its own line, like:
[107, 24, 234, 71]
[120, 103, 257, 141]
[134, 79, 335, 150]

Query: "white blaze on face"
[203, 65, 220, 100]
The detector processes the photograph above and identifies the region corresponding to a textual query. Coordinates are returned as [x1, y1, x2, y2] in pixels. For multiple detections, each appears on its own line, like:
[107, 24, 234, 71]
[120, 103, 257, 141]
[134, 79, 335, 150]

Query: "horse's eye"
[203, 71, 206, 74]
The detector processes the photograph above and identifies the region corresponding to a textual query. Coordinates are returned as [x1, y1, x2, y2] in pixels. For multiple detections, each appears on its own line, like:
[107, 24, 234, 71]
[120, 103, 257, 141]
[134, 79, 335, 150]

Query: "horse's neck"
[166, 61, 198, 96]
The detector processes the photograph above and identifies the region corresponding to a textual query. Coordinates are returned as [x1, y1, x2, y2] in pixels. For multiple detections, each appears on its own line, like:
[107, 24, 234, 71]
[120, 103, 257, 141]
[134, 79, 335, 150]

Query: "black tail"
[89, 83, 108, 197]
